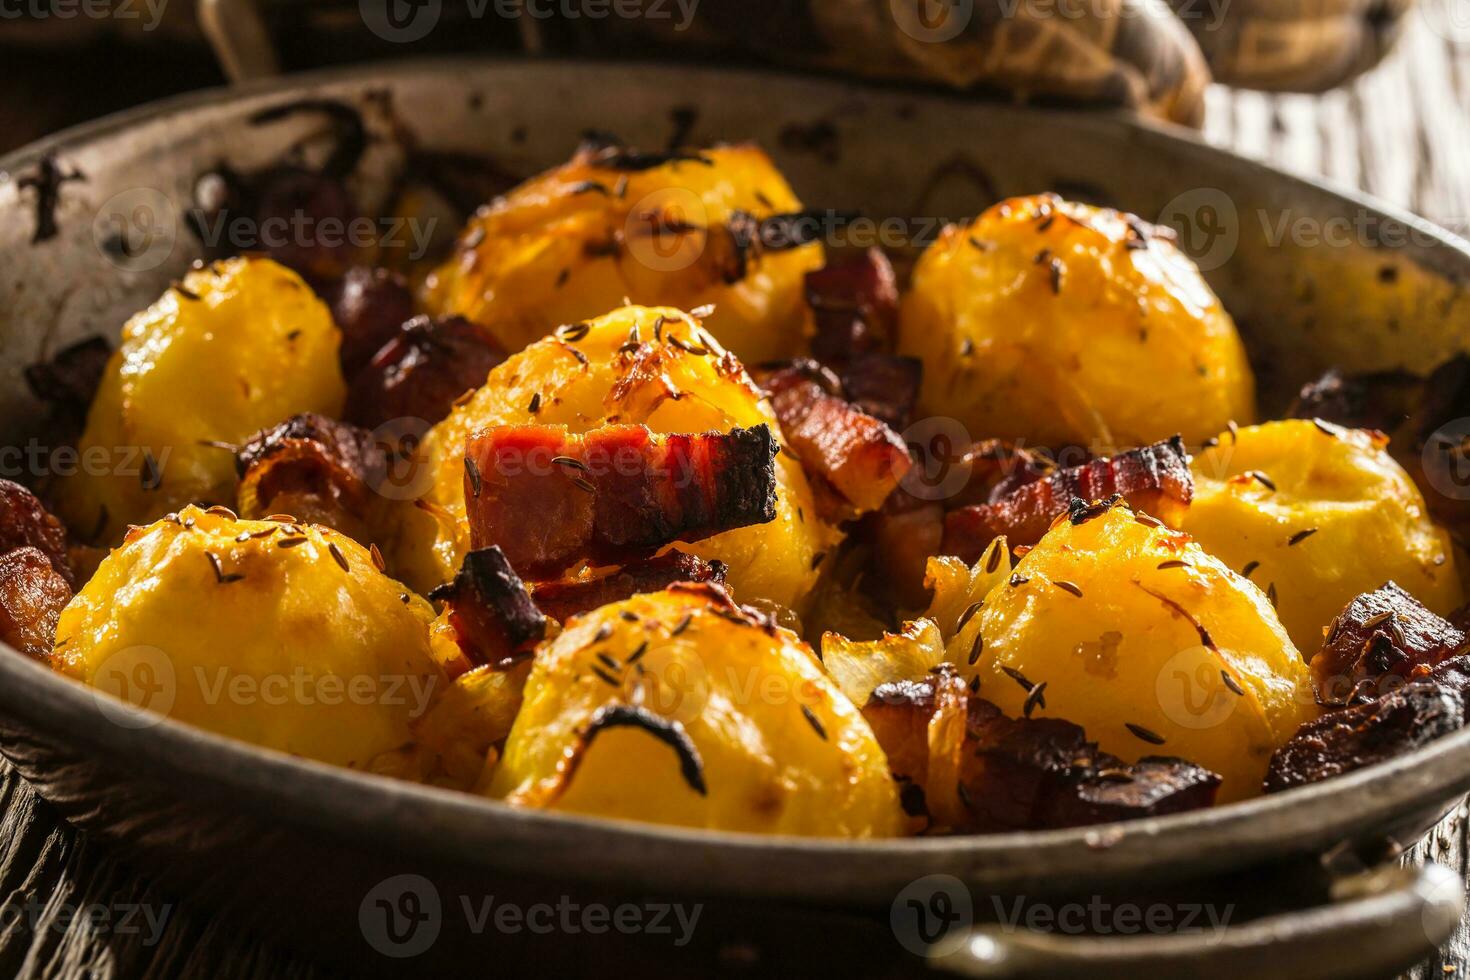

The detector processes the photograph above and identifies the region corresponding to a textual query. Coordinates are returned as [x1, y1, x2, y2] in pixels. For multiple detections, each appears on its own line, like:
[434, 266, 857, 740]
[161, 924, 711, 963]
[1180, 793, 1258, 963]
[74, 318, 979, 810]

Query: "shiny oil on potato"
[51, 505, 442, 769]
[970, 501, 1316, 801]
[53, 257, 346, 542]
[394, 304, 835, 611]
[488, 586, 903, 837]
[1183, 419, 1463, 654]
[422, 142, 821, 364]
[898, 194, 1255, 449]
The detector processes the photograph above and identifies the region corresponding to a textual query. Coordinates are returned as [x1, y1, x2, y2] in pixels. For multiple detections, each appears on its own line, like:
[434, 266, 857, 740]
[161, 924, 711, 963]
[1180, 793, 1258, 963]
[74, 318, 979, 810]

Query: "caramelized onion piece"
[235, 413, 393, 546]
[0, 547, 71, 660]
[941, 436, 1192, 561]
[428, 546, 547, 671]
[326, 266, 415, 377]
[530, 551, 727, 624]
[0, 480, 73, 586]
[863, 667, 1220, 832]
[464, 423, 778, 578]
[758, 360, 911, 519]
[345, 315, 506, 430]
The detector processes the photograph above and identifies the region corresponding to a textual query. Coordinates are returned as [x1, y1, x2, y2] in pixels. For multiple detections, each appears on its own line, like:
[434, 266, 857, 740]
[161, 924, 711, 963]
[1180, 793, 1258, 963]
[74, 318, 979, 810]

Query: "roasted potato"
[897, 195, 1255, 449]
[1183, 419, 1464, 653]
[488, 585, 903, 836]
[422, 143, 821, 364]
[53, 258, 347, 542]
[970, 501, 1316, 801]
[52, 505, 442, 769]
[395, 305, 835, 610]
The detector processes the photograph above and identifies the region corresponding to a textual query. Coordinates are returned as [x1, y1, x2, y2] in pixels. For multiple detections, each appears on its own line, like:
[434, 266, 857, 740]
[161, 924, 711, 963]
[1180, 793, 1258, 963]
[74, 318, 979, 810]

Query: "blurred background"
[1, 1, 1464, 218]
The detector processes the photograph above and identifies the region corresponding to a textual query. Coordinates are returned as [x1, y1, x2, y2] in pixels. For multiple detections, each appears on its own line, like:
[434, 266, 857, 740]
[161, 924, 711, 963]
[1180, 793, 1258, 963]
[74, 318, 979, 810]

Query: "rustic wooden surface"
[3, 5, 1470, 978]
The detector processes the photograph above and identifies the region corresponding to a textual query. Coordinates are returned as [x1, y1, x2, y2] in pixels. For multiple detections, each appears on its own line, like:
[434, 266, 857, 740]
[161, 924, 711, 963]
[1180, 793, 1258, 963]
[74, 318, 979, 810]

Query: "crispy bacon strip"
[941, 436, 1192, 561]
[863, 669, 1219, 832]
[464, 423, 778, 577]
[757, 360, 911, 519]
[530, 551, 727, 624]
[345, 315, 506, 429]
[0, 480, 73, 586]
[0, 547, 71, 660]
[805, 248, 898, 363]
[1311, 582, 1469, 706]
[235, 414, 394, 546]
[428, 546, 547, 672]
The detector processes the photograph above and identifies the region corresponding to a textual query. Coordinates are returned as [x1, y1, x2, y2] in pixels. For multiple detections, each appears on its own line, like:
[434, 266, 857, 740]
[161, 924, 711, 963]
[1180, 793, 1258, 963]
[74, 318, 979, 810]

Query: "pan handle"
[198, 0, 279, 82]
[929, 863, 1464, 980]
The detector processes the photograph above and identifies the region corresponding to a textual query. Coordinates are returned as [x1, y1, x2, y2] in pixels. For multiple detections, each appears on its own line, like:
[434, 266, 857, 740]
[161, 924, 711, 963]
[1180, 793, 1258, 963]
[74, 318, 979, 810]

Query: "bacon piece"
[942, 436, 1192, 561]
[863, 671, 1220, 832]
[530, 551, 727, 623]
[804, 249, 898, 363]
[0, 548, 71, 660]
[757, 360, 911, 519]
[0, 480, 73, 586]
[325, 266, 415, 377]
[234, 414, 393, 546]
[345, 315, 506, 430]
[464, 424, 778, 577]
[1266, 677, 1465, 793]
[428, 546, 547, 672]
[837, 353, 921, 432]
[1311, 582, 1468, 707]
[24, 336, 112, 430]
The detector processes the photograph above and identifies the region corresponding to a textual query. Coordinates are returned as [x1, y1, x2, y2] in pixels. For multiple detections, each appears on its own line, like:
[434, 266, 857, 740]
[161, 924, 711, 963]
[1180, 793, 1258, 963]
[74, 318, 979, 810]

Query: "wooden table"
[2, 6, 1469, 977]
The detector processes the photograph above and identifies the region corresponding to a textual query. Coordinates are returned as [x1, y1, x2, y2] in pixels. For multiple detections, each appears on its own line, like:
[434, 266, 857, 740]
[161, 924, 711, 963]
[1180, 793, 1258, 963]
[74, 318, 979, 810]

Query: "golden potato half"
[53, 257, 346, 542]
[422, 143, 821, 364]
[488, 586, 903, 837]
[395, 305, 835, 610]
[1184, 419, 1463, 654]
[898, 194, 1255, 449]
[52, 505, 442, 769]
[971, 502, 1315, 802]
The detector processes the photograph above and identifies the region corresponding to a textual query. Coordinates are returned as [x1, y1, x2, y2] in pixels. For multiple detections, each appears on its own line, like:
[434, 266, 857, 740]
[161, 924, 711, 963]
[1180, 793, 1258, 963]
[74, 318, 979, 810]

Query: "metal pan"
[1, 60, 1468, 977]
